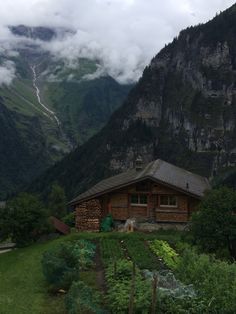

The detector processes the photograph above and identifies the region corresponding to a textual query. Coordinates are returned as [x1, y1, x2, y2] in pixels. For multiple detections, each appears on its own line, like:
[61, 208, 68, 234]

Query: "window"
[131, 194, 148, 206]
[160, 195, 177, 207]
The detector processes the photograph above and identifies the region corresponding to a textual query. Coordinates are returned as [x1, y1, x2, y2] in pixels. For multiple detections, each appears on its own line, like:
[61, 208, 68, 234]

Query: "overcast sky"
[0, 0, 235, 84]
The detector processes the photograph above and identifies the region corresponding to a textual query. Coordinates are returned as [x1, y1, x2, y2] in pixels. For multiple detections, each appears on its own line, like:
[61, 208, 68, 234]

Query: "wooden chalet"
[69, 159, 211, 231]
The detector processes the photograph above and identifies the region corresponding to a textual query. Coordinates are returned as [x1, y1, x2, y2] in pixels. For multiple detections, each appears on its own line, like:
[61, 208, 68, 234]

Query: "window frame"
[130, 194, 148, 207]
[159, 195, 178, 208]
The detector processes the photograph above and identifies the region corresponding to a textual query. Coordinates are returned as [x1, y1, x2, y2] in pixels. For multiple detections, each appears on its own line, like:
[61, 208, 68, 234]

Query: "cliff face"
[107, 5, 236, 176]
[31, 4, 236, 198]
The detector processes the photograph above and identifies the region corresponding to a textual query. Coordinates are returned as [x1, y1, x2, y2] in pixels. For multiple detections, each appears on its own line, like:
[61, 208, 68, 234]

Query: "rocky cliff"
[30, 4, 236, 198]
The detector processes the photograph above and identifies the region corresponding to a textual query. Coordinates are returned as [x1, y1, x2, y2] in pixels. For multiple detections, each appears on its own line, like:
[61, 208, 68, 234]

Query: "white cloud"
[0, 61, 16, 86]
[0, 0, 235, 83]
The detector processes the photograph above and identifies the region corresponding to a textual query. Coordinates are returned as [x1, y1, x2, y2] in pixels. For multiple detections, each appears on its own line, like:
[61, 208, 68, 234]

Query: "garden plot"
[123, 238, 163, 270]
[99, 238, 124, 266]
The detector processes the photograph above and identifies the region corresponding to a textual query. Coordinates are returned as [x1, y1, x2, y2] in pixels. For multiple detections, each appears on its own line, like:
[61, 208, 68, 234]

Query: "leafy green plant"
[150, 240, 179, 270]
[41, 242, 80, 290]
[100, 214, 114, 232]
[176, 247, 236, 313]
[157, 294, 209, 314]
[100, 238, 124, 265]
[65, 281, 105, 314]
[62, 212, 75, 227]
[106, 259, 152, 313]
[72, 239, 96, 270]
[41, 240, 96, 290]
[124, 238, 159, 270]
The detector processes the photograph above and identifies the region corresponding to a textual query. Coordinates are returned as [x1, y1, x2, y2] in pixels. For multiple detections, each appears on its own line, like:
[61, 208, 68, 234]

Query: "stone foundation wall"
[76, 199, 102, 231]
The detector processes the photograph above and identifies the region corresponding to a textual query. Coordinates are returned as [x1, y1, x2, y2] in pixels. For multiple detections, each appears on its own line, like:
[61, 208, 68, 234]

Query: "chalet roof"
[69, 159, 211, 205]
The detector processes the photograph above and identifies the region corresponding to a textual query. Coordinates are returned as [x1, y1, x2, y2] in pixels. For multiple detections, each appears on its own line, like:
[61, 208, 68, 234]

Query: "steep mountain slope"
[30, 4, 236, 199]
[0, 25, 131, 199]
[0, 97, 49, 198]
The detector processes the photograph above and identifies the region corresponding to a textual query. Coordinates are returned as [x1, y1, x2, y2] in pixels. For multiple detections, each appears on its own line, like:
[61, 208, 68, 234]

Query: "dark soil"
[94, 240, 107, 293]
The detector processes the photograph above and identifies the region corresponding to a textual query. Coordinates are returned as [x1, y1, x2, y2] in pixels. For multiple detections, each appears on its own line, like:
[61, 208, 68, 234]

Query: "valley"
[0, 3, 236, 314]
[0, 25, 132, 199]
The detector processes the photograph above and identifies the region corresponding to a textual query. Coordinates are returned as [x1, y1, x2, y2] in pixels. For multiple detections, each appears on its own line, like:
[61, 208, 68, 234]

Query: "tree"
[48, 183, 67, 218]
[191, 187, 236, 259]
[0, 193, 49, 246]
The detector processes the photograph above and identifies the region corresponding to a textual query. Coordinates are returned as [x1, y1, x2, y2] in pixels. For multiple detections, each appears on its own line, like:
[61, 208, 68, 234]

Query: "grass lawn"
[0, 236, 69, 314]
[0, 230, 183, 314]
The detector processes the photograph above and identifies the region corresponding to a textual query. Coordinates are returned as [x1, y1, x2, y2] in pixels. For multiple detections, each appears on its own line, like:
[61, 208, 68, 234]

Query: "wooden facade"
[75, 179, 200, 229]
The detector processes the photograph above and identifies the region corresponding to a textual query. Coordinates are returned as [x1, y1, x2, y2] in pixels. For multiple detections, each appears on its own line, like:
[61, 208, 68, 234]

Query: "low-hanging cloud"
[0, 61, 16, 86]
[0, 0, 235, 83]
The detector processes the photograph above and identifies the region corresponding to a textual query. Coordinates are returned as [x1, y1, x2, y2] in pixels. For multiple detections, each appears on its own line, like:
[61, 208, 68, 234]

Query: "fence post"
[128, 261, 136, 314]
[151, 273, 158, 314]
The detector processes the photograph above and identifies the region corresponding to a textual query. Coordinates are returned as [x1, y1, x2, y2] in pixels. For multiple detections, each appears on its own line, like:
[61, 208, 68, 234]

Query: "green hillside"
[0, 28, 132, 199]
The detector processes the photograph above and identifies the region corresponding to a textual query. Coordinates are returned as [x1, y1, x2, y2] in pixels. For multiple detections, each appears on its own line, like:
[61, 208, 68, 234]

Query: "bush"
[176, 247, 236, 313]
[42, 242, 80, 290]
[191, 187, 236, 258]
[65, 281, 105, 314]
[157, 294, 209, 314]
[0, 193, 49, 246]
[62, 212, 75, 227]
[41, 240, 96, 290]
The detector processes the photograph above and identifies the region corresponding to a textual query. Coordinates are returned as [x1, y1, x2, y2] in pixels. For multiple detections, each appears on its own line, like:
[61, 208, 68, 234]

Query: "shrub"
[62, 212, 75, 227]
[0, 193, 49, 246]
[65, 281, 105, 314]
[41, 240, 95, 290]
[191, 187, 236, 259]
[149, 240, 179, 270]
[176, 247, 236, 313]
[42, 242, 80, 290]
[157, 294, 209, 314]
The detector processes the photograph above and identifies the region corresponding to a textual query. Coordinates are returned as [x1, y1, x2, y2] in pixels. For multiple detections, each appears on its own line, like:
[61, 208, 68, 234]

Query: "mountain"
[29, 4, 236, 199]
[0, 25, 131, 199]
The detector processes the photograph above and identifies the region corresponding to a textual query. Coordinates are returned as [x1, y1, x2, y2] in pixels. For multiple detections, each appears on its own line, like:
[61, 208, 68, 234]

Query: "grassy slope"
[0, 237, 67, 314]
[0, 231, 182, 314]
[0, 79, 68, 156]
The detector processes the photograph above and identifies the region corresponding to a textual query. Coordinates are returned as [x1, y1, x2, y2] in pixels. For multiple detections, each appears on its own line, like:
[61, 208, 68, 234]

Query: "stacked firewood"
[76, 199, 102, 231]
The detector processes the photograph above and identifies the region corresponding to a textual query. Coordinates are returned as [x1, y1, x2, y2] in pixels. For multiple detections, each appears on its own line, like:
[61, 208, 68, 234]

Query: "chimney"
[135, 156, 143, 171]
